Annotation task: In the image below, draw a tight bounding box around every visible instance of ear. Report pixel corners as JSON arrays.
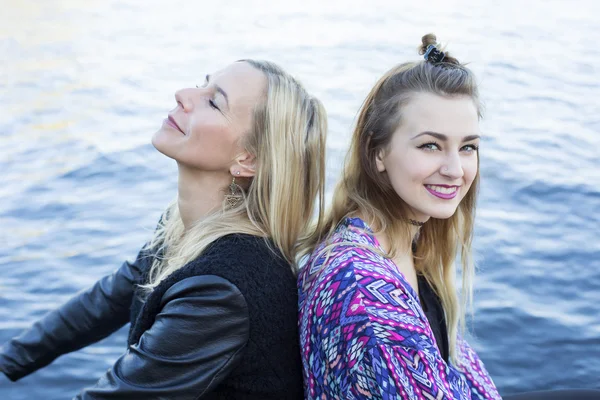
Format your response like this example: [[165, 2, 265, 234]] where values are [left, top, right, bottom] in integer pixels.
[[375, 148, 386, 172], [231, 150, 256, 178], [367, 132, 386, 173]]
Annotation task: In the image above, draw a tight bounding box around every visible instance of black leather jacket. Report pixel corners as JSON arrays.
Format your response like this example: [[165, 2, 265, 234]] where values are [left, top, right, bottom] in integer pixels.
[[0, 249, 252, 399]]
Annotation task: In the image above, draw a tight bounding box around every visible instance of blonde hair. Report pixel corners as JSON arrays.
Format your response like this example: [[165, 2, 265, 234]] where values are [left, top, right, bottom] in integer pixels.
[[303, 34, 482, 364], [142, 59, 327, 291]]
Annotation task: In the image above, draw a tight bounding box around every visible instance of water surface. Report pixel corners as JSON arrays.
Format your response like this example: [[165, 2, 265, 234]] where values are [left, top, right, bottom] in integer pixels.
[[1, 0, 599, 398]]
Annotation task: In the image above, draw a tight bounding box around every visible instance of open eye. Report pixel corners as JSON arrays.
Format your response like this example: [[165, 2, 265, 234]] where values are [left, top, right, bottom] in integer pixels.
[[418, 142, 441, 151], [461, 144, 479, 152]]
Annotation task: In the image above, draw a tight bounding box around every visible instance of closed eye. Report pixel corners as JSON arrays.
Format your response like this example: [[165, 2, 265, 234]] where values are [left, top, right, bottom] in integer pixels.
[[196, 84, 221, 112], [208, 99, 220, 111]]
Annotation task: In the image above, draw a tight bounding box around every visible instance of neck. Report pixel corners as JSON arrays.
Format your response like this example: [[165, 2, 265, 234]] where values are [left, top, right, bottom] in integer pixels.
[[356, 213, 420, 253], [408, 212, 430, 244], [380, 220, 426, 254], [410, 224, 421, 243], [177, 163, 229, 231]]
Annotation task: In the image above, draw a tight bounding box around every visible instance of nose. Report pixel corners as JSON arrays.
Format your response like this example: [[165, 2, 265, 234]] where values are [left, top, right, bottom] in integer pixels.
[[174, 87, 197, 112], [440, 152, 464, 180]]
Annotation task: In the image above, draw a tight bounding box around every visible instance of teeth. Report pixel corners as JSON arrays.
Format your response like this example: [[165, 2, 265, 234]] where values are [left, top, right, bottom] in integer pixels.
[[426, 185, 458, 194]]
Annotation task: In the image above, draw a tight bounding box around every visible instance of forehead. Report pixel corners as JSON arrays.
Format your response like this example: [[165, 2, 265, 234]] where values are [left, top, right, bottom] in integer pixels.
[[210, 62, 266, 112], [400, 92, 480, 137]]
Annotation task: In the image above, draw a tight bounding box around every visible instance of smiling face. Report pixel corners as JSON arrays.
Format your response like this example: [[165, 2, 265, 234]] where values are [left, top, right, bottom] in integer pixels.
[[152, 62, 267, 175], [375, 92, 480, 221]]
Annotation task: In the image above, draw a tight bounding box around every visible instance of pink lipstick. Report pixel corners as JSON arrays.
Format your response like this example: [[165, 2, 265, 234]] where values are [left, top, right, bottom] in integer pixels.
[[424, 184, 459, 200], [164, 115, 184, 134]]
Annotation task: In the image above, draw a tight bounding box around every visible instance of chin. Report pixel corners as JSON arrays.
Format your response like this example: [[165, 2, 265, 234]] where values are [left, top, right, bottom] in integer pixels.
[[151, 130, 175, 158], [419, 205, 459, 220], [431, 210, 459, 220]]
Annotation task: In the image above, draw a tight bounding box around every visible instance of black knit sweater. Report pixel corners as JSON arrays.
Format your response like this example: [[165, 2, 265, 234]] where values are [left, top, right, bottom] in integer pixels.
[[123, 234, 304, 399]]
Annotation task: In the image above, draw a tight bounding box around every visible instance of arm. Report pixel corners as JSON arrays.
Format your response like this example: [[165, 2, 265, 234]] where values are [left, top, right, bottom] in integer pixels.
[[0, 247, 150, 381], [347, 342, 500, 400], [319, 260, 500, 400], [74, 274, 249, 400]]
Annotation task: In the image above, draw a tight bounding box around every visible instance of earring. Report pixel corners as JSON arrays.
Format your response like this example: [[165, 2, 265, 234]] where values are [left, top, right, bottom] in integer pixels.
[[224, 173, 243, 209]]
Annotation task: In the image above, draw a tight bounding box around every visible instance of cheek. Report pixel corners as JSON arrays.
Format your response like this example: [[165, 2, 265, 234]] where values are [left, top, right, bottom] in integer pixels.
[[464, 154, 478, 182], [189, 116, 238, 152], [385, 153, 430, 191], [463, 155, 478, 184], [180, 115, 243, 169], [387, 153, 436, 183], [191, 124, 231, 146]]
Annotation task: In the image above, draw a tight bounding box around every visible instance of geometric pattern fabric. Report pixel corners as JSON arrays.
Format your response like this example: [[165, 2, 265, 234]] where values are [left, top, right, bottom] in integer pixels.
[[298, 218, 502, 399]]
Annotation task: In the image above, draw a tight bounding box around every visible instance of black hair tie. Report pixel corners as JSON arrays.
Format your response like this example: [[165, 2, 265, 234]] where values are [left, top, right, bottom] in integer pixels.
[[424, 44, 446, 64]]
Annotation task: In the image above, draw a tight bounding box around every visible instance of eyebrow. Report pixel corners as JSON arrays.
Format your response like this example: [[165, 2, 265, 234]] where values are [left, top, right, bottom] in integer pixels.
[[411, 131, 480, 142], [205, 74, 229, 108]]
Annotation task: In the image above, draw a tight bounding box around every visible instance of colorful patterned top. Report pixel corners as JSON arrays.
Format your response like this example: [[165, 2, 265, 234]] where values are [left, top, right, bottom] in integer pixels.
[[298, 217, 501, 400]]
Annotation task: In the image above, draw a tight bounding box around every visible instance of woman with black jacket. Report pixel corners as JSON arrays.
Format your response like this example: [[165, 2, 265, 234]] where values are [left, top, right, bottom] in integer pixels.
[[0, 59, 327, 399]]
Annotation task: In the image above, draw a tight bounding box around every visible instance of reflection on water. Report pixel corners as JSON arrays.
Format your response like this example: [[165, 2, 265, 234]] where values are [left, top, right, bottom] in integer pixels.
[[1, 0, 599, 398]]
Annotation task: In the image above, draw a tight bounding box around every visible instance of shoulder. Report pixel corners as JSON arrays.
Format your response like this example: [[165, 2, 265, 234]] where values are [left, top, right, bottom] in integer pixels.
[[300, 237, 400, 295], [300, 244, 424, 336], [161, 274, 246, 307], [170, 235, 296, 302], [204, 234, 286, 265], [157, 275, 250, 333], [201, 234, 292, 279], [303, 247, 412, 306], [302, 217, 391, 282], [148, 234, 292, 301]]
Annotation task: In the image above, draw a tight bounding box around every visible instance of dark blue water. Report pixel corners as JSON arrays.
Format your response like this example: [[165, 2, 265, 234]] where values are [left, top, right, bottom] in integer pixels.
[[1, 0, 599, 398]]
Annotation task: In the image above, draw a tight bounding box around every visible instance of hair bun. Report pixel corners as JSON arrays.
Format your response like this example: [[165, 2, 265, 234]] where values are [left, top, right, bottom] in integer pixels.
[[419, 33, 438, 55], [418, 33, 460, 65]]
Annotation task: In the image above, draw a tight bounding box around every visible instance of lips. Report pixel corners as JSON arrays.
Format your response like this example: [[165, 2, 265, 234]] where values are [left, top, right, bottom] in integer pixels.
[[425, 184, 460, 200], [166, 115, 185, 134]]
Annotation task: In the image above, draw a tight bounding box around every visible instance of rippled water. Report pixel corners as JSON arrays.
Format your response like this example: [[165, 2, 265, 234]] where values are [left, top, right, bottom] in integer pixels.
[[1, 0, 599, 398]]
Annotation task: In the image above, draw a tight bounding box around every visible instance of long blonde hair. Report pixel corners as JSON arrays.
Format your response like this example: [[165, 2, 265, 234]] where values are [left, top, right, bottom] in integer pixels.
[[142, 59, 327, 291], [303, 34, 482, 363]]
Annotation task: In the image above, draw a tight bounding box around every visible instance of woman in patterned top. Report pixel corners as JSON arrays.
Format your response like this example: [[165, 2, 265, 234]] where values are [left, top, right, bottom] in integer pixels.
[[298, 33, 502, 399]]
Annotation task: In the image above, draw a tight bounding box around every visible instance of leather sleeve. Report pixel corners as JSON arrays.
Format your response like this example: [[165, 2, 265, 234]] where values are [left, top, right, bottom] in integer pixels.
[[74, 275, 249, 400], [0, 247, 149, 382]]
